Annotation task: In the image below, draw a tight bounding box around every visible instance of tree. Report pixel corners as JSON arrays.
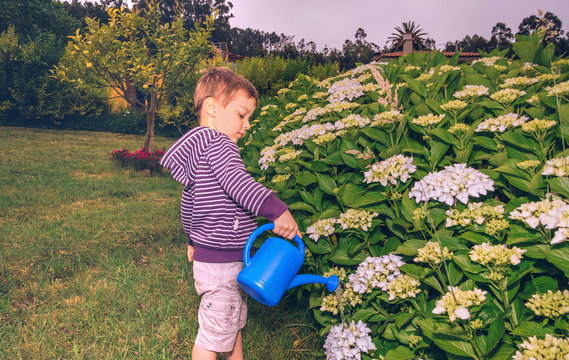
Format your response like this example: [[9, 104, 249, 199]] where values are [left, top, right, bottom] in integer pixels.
[[387, 21, 429, 51], [0, 0, 80, 42], [136, 0, 234, 44], [444, 34, 490, 53], [517, 10, 564, 43], [490, 22, 514, 50], [62, 0, 110, 26], [341, 28, 379, 69], [54, 1, 214, 152]]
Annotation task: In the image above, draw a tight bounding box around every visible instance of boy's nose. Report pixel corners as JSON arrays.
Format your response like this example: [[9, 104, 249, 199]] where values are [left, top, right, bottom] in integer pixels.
[[243, 119, 251, 130]]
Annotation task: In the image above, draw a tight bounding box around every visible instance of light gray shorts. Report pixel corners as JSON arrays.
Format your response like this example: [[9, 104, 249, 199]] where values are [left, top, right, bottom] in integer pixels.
[[193, 261, 247, 353]]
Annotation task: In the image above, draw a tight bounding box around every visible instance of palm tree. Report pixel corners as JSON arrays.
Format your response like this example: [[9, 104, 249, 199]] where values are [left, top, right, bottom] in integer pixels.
[[388, 21, 429, 52]]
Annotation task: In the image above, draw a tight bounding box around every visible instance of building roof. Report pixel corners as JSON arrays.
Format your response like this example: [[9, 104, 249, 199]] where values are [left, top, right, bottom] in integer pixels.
[[374, 50, 481, 62]]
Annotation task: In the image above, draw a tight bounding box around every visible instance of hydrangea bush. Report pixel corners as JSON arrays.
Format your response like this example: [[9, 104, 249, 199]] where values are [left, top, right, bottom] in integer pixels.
[[241, 32, 569, 359]]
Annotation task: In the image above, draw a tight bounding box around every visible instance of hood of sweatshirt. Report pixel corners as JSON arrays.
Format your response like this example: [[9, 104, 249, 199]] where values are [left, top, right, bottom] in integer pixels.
[[159, 126, 222, 188]]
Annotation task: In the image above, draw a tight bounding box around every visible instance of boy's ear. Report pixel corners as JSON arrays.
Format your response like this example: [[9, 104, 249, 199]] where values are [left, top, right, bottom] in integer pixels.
[[202, 97, 216, 118]]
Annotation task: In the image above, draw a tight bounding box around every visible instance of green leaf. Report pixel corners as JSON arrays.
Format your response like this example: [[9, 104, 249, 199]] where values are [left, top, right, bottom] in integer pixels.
[[474, 136, 498, 151], [304, 237, 333, 255], [512, 321, 555, 337], [311, 160, 331, 172], [447, 261, 464, 286], [519, 276, 558, 300], [288, 202, 316, 213], [500, 131, 535, 151], [544, 247, 569, 277], [460, 231, 488, 244], [547, 177, 569, 199], [430, 127, 457, 145], [351, 308, 377, 322], [395, 240, 426, 256], [296, 171, 317, 186], [453, 254, 486, 274], [340, 151, 360, 169], [489, 343, 516, 360], [321, 152, 344, 165], [429, 141, 450, 166], [423, 274, 444, 294], [361, 127, 390, 146], [486, 319, 506, 354], [316, 173, 337, 195], [329, 248, 367, 265], [384, 346, 415, 360], [339, 183, 386, 208], [432, 336, 478, 359]]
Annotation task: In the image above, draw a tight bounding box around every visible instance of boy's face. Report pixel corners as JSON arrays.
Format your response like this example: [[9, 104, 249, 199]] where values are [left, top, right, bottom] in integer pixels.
[[213, 90, 256, 143]]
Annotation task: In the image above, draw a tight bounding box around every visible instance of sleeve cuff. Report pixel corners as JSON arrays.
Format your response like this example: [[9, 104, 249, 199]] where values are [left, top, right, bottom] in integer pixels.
[[187, 235, 194, 246], [258, 192, 289, 222]]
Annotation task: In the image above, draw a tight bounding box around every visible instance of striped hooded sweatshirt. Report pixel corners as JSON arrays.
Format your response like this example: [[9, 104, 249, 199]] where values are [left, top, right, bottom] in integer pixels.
[[160, 126, 288, 263]]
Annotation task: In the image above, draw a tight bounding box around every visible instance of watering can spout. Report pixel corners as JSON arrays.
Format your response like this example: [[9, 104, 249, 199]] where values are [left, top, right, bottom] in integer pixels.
[[287, 274, 339, 292]]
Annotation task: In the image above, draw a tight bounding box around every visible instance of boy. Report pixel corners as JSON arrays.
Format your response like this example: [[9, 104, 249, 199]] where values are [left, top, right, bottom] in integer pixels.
[[160, 67, 300, 360]]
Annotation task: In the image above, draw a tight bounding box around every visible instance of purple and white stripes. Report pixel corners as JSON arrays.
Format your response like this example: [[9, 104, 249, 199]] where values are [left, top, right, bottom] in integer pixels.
[[161, 126, 288, 258]]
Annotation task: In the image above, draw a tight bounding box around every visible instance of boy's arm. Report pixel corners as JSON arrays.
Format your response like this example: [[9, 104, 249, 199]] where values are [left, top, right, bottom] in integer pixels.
[[207, 138, 300, 239]]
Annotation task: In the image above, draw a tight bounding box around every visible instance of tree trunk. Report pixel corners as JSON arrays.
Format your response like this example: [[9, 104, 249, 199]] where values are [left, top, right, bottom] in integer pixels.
[[143, 111, 155, 153], [143, 92, 158, 152]]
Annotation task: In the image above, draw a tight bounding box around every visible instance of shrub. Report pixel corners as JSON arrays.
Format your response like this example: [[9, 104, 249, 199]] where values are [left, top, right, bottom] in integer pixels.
[[234, 54, 339, 97], [242, 31, 569, 360], [109, 148, 164, 174]]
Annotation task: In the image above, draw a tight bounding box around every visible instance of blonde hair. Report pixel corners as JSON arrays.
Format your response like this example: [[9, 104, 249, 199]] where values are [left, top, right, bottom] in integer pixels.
[[194, 67, 258, 118]]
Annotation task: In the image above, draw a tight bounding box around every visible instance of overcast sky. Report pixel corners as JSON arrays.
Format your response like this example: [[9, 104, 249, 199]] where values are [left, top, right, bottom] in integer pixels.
[[229, 0, 569, 50]]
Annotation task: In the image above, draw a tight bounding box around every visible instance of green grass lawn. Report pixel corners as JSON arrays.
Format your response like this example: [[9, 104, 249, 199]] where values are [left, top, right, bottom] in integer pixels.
[[0, 127, 320, 359]]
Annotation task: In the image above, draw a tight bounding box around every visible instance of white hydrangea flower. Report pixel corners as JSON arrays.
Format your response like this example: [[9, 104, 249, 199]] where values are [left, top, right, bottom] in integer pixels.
[[414, 241, 453, 265], [261, 104, 277, 111], [411, 113, 445, 127], [349, 255, 405, 294], [472, 56, 503, 67], [328, 78, 365, 103], [440, 99, 468, 113], [453, 85, 490, 99], [371, 110, 404, 126], [338, 209, 378, 231], [547, 80, 569, 97], [363, 155, 416, 186], [278, 148, 302, 162], [510, 194, 569, 245], [526, 94, 540, 105], [521, 119, 557, 133], [446, 202, 504, 227], [259, 145, 278, 170], [306, 218, 338, 242], [409, 164, 494, 206], [387, 274, 421, 301], [512, 334, 569, 360], [475, 113, 528, 133], [432, 286, 487, 322], [526, 290, 569, 319], [490, 88, 526, 104], [500, 76, 539, 88], [302, 101, 359, 123], [335, 114, 371, 129], [324, 320, 376, 360], [271, 174, 291, 183], [536, 73, 560, 82], [469, 242, 526, 266], [541, 156, 569, 177]]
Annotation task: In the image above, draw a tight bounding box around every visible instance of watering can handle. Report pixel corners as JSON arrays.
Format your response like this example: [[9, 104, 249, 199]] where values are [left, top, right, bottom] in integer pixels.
[[243, 222, 304, 267]]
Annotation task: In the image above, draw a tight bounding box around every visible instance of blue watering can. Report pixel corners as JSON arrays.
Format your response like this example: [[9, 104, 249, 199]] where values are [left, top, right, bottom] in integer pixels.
[[237, 223, 339, 306]]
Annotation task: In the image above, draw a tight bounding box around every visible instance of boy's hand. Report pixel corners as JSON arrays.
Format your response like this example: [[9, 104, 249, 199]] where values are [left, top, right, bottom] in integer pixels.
[[187, 245, 194, 262], [273, 210, 301, 240]]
